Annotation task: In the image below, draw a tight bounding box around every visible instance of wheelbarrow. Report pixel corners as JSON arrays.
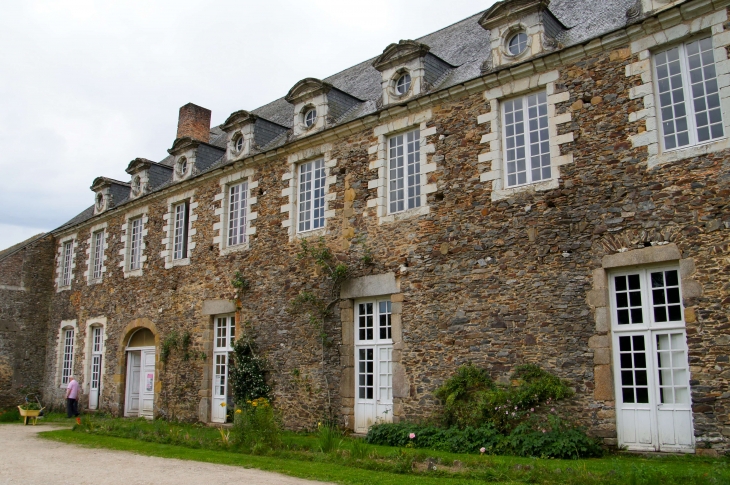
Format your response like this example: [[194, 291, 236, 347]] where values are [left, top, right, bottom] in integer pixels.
[[18, 393, 45, 425]]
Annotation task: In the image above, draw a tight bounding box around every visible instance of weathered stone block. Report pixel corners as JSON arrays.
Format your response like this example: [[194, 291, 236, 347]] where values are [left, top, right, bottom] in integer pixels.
[[340, 273, 398, 299], [594, 365, 614, 401], [201, 299, 236, 315], [589, 335, 610, 349], [593, 348, 611, 365], [601, 244, 681, 268]]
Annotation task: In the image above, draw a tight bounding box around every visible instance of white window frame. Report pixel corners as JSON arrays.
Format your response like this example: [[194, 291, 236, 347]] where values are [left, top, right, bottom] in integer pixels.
[[91, 230, 104, 280], [214, 169, 258, 254], [280, 145, 337, 240], [55, 234, 77, 291], [81, 317, 107, 399], [55, 319, 77, 388], [627, 10, 730, 169], [501, 90, 551, 188], [297, 158, 326, 233], [161, 190, 197, 268], [653, 36, 725, 152], [227, 181, 249, 246], [129, 218, 144, 270], [173, 201, 189, 260], [84, 222, 108, 285], [120, 206, 148, 278], [478, 69, 573, 201], [387, 129, 421, 214], [367, 109, 437, 225]]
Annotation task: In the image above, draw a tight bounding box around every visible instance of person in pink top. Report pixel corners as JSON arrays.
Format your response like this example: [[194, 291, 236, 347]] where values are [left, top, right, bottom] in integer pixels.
[[65, 375, 80, 418]]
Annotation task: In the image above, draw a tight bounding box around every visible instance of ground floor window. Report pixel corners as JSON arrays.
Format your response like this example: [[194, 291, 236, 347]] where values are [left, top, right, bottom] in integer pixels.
[[211, 315, 235, 423]]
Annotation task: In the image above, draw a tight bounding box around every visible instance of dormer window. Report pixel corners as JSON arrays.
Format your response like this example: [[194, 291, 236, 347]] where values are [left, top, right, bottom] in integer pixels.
[[221, 109, 288, 160], [125, 157, 173, 200], [304, 107, 317, 128], [395, 73, 411, 96], [285, 78, 361, 137], [177, 157, 188, 177], [373, 40, 453, 106], [507, 31, 528, 56], [90, 176, 130, 215], [95, 193, 104, 212], [479, 0, 566, 71]]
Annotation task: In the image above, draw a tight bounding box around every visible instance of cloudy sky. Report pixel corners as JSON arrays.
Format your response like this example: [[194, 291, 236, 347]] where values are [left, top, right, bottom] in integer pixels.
[[0, 0, 495, 250]]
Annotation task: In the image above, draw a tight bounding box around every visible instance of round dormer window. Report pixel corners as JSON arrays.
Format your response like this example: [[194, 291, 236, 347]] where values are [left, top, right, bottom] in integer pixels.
[[131, 175, 141, 195], [234, 134, 244, 152], [304, 108, 317, 128], [95, 193, 104, 211], [508, 32, 528, 56], [177, 157, 188, 177], [395, 73, 411, 95]]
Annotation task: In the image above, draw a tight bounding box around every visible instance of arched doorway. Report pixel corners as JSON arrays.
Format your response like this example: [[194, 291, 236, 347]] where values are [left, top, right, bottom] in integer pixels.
[[124, 328, 156, 418]]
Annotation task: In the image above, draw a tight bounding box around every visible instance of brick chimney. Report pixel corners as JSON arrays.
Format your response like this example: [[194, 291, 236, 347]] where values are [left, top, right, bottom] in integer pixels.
[[176, 103, 211, 142]]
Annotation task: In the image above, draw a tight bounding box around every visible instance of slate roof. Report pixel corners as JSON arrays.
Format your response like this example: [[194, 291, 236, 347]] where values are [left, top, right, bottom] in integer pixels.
[[52, 0, 640, 235], [0, 232, 47, 263]]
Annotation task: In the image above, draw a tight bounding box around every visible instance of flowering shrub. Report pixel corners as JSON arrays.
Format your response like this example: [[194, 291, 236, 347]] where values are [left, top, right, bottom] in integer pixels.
[[232, 397, 281, 452], [229, 333, 270, 404], [434, 364, 573, 433]]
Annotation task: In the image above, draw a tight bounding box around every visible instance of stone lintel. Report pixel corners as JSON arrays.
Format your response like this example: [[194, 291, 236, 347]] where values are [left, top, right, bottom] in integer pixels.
[[340, 272, 398, 299], [601, 243, 681, 268], [201, 299, 236, 315]]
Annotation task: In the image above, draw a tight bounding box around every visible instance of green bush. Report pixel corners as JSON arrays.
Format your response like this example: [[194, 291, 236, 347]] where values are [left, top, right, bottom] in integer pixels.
[[0, 408, 21, 423], [229, 334, 270, 404], [232, 397, 281, 452], [434, 363, 573, 433], [366, 422, 501, 454], [504, 414, 604, 459], [316, 422, 343, 453]]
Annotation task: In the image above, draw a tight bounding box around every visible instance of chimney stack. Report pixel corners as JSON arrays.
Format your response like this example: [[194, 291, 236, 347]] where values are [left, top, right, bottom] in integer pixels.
[[176, 103, 211, 142]]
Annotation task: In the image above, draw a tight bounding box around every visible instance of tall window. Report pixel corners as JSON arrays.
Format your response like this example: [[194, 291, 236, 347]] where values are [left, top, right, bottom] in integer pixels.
[[61, 241, 73, 287], [228, 182, 248, 246], [503, 91, 550, 188], [129, 217, 143, 271], [62, 328, 74, 385], [298, 159, 325, 232], [173, 202, 189, 260], [388, 129, 420, 213], [654, 37, 724, 151], [91, 230, 104, 280]]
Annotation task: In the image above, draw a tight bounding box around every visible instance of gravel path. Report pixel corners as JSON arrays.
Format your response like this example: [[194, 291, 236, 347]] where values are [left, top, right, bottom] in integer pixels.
[[0, 424, 331, 485]]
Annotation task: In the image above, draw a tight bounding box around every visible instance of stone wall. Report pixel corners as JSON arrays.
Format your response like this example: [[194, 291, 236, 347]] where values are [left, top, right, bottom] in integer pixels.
[[29, 0, 730, 451], [0, 236, 55, 408]]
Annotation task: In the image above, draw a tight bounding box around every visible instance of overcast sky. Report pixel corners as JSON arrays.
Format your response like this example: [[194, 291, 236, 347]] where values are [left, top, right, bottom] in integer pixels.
[[0, 0, 496, 251]]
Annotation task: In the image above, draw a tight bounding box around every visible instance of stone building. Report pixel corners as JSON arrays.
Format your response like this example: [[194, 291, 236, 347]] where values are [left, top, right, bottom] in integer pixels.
[[1, 0, 729, 453]]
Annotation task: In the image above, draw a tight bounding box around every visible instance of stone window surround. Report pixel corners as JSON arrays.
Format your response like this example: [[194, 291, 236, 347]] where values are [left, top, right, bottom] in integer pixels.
[[83, 221, 109, 285], [129, 172, 149, 200], [586, 243, 703, 445], [501, 23, 533, 62], [55, 319, 78, 389], [338, 273, 405, 430], [213, 168, 259, 254], [293, 97, 328, 138], [280, 143, 337, 240], [55, 233, 78, 292], [366, 109, 437, 225], [160, 190, 198, 268], [119, 205, 149, 278], [81, 316, 108, 396], [627, 7, 730, 169], [477, 69, 573, 202]]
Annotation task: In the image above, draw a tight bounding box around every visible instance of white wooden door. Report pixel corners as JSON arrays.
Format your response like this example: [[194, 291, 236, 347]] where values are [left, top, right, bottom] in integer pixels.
[[139, 348, 155, 418], [211, 315, 235, 423], [610, 267, 694, 452], [89, 327, 103, 410], [354, 300, 393, 433], [124, 351, 141, 417]]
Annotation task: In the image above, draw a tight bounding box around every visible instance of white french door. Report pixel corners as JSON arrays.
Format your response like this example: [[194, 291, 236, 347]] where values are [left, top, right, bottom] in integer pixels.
[[89, 327, 103, 410], [354, 299, 393, 433], [211, 315, 235, 423], [124, 347, 155, 418], [610, 266, 694, 452]]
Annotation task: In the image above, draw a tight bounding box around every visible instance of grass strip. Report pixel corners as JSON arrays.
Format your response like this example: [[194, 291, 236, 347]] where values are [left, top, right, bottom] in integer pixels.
[[39, 430, 508, 485]]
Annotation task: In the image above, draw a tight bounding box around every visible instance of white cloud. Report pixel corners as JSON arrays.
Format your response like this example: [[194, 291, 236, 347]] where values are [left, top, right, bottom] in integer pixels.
[[0, 0, 495, 244]]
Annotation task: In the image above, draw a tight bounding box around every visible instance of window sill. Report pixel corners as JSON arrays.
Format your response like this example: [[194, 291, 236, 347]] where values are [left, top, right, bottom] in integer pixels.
[[295, 227, 327, 240], [220, 242, 250, 255], [171, 257, 190, 267], [87, 278, 102, 286], [649, 137, 730, 169], [56, 285, 72, 293], [124, 268, 143, 279], [491, 178, 559, 202], [380, 205, 430, 225]]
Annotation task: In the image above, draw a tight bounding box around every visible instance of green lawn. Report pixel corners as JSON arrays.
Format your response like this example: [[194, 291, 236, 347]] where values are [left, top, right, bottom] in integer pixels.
[[34, 420, 730, 485]]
